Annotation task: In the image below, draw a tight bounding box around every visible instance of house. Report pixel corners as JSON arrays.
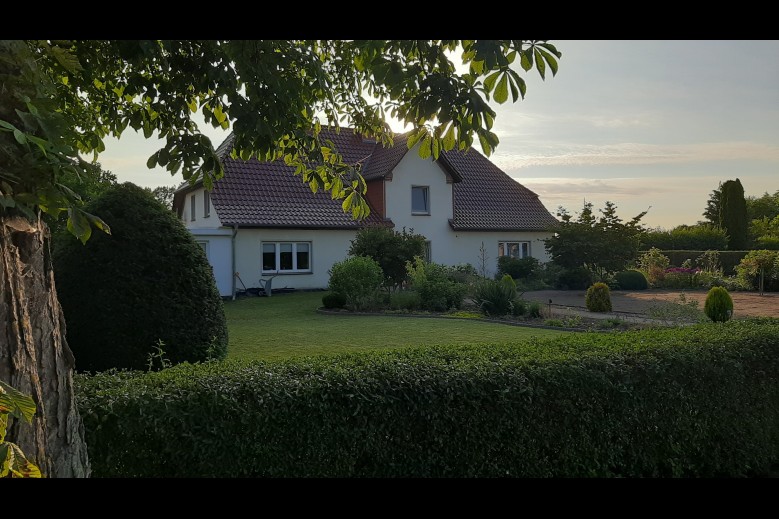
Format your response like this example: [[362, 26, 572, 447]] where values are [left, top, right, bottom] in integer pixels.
[[173, 128, 559, 297]]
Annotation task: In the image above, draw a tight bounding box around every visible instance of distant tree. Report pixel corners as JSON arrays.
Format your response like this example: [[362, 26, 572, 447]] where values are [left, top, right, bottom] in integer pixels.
[[746, 190, 779, 221], [720, 178, 748, 250], [703, 183, 722, 225], [545, 201, 647, 281], [147, 185, 177, 210]]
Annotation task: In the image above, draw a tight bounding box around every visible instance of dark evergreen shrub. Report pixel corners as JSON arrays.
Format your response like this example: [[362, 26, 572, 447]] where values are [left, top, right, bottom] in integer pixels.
[[615, 270, 649, 290], [555, 267, 593, 290], [497, 256, 540, 280], [322, 292, 347, 309], [54, 183, 227, 372]]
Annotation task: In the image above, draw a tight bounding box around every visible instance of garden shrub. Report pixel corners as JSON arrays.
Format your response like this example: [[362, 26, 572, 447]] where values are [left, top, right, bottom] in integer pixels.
[[637, 247, 670, 287], [704, 287, 734, 323], [406, 257, 467, 311], [77, 320, 779, 477], [54, 183, 228, 372], [473, 279, 515, 316], [511, 299, 527, 317], [614, 270, 648, 290], [497, 256, 540, 280], [348, 226, 426, 289], [389, 291, 421, 311], [328, 256, 384, 311], [322, 292, 347, 309], [585, 282, 612, 312], [554, 267, 593, 290], [735, 250, 779, 293], [660, 267, 699, 289], [659, 250, 749, 276], [527, 301, 542, 318]]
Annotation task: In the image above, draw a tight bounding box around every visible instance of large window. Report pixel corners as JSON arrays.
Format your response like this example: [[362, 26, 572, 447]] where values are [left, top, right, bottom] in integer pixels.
[[262, 242, 311, 273], [190, 194, 196, 221], [498, 241, 530, 259], [203, 191, 211, 218], [411, 186, 430, 214]]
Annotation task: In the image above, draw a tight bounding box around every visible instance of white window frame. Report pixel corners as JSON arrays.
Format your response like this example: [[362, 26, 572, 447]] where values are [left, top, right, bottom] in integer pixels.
[[411, 185, 430, 215], [203, 191, 211, 218], [262, 241, 312, 273], [498, 241, 531, 259], [190, 194, 196, 221]]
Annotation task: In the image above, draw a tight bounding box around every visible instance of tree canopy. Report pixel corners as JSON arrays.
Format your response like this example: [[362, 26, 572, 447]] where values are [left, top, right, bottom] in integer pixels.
[[545, 201, 647, 280], [1, 40, 562, 240]]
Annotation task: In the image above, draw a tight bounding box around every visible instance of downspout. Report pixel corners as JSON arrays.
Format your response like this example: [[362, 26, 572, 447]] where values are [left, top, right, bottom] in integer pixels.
[[231, 225, 238, 300]]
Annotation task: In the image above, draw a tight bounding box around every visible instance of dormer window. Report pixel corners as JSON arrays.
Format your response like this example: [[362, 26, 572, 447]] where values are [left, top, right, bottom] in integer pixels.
[[411, 186, 430, 215]]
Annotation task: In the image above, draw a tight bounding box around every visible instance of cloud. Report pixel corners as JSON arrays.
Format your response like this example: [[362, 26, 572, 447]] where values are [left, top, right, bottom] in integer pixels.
[[492, 141, 779, 169]]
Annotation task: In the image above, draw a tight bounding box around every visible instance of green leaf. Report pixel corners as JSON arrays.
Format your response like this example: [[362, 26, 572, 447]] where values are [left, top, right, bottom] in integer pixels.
[[520, 49, 533, 72], [418, 135, 432, 159], [84, 212, 112, 235], [13, 129, 27, 145], [146, 152, 158, 169], [49, 45, 83, 74], [483, 70, 501, 93], [442, 124, 456, 151], [0, 380, 36, 423], [66, 207, 92, 244], [535, 47, 559, 76], [534, 49, 546, 80], [494, 73, 509, 104], [341, 191, 355, 212]]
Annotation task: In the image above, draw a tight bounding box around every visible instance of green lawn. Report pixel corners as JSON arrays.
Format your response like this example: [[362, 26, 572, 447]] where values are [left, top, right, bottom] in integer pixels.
[[225, 291, 567, 361]]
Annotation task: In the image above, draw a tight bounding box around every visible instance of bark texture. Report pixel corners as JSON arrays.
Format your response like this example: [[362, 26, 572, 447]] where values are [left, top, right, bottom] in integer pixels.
[[0, 215, 89, 477]]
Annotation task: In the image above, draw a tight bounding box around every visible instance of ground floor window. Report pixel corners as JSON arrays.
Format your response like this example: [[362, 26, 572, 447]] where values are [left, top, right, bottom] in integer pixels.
[[262, 242, 311, 272], [498, 241, 530, 259]]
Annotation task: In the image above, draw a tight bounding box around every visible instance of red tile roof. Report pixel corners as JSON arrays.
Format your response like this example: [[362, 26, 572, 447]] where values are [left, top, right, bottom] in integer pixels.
[[207, 128, 557, 231], [442, 149, 560, 231]]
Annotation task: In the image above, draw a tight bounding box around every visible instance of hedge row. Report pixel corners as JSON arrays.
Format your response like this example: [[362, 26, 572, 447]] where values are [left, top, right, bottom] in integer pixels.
[[647, 250, 751, 275], [76, 320, 779, 477]]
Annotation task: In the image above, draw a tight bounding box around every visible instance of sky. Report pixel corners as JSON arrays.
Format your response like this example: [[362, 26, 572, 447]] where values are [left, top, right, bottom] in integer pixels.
[[96, 40, 779, 229]]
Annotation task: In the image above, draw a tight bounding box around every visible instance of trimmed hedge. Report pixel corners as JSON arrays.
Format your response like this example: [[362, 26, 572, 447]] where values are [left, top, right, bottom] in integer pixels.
[[648, 250, 750, 275], [77, 320, 779, 478]]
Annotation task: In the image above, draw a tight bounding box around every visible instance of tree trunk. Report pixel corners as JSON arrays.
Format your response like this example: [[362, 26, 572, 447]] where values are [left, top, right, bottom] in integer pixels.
[[0, 215, 90, 477]]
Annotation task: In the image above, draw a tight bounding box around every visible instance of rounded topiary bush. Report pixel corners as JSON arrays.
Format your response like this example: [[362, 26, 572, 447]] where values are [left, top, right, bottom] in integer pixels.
[[54, 182, 228, 372], [615, 270, 648, 290], [555, 267, 593, 290], [328, 256, 383, 311], [585, 282, 612, 312], [322, 292, 347, 309], [704, 286, 734, 322]]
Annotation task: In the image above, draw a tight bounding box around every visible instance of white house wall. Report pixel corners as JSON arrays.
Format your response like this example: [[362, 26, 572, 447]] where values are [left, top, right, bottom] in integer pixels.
[[384, 147, 454, 251], [384, 150, 552, 278], [181, 187, 223, 229], [189, 228, 233, 296], [233, 228, 357, 292], [447, 231, 552, 279]]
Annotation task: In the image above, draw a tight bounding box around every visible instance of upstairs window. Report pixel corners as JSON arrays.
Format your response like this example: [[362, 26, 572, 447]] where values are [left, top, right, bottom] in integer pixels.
[[411, 186, 430, 215], [190, 194, 196, 221], [498, 241, 530, 259], [203, 191, 211, 218]]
